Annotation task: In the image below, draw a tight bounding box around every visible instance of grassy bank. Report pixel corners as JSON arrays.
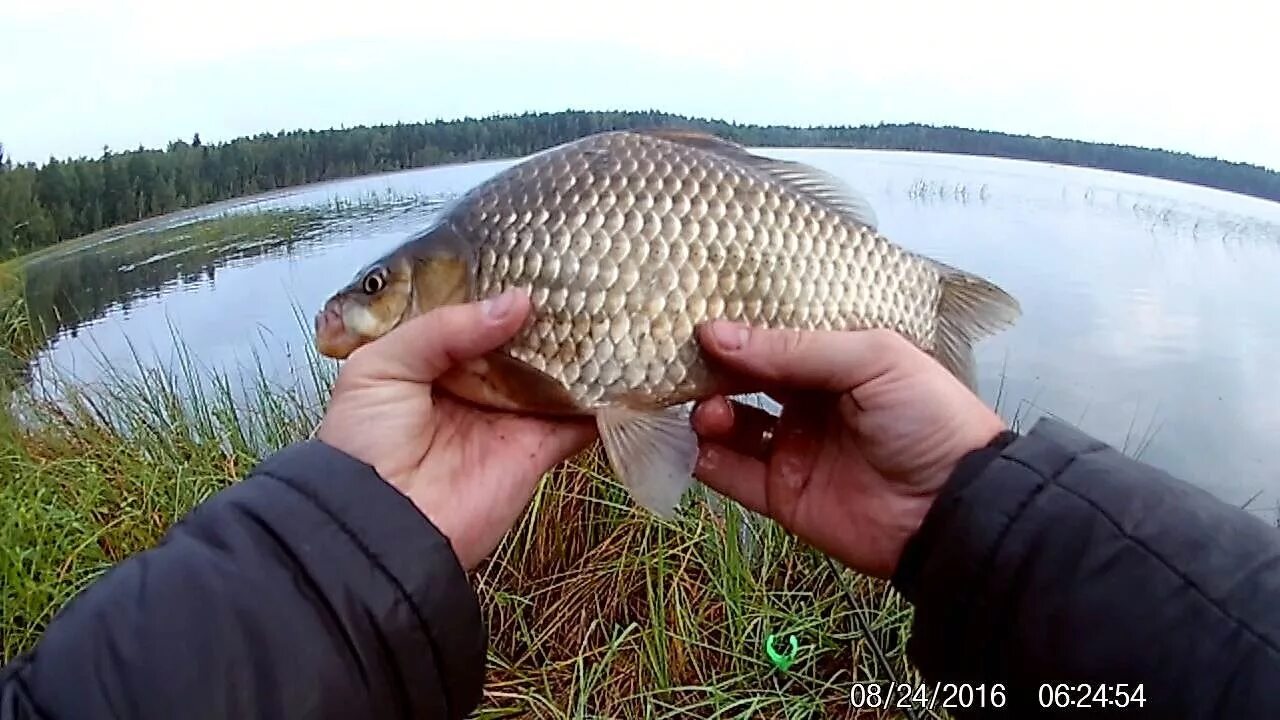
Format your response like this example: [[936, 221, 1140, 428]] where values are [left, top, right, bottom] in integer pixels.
[[0, 264, 38, 386], [0, 301, 920, 718], [12, 206, 321, 269], [14, 209, 322, 382]]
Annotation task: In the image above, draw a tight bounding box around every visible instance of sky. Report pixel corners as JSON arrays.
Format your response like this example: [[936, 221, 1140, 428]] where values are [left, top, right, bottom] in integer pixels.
[[2, 0, 1277, 169]]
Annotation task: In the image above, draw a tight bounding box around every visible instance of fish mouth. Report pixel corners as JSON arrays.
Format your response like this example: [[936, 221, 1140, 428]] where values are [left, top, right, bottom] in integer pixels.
[[314, 300, 364, 359]]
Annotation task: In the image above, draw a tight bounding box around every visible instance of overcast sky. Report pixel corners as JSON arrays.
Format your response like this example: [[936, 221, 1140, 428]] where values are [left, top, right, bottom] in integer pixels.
[[3, 0, 1276, 169]]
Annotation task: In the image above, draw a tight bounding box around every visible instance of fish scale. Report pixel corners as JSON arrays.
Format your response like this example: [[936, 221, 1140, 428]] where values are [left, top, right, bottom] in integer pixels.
[[316, 128, 1019, 518], [458, 131, 939, 407]]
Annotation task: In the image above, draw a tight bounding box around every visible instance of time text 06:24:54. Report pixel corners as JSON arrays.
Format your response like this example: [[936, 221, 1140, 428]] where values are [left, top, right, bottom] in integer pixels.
[[849, 682, 1147, 711]]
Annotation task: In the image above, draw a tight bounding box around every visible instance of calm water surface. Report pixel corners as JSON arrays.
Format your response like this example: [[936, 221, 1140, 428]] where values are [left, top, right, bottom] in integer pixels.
[[20, 150, 1280, 523]]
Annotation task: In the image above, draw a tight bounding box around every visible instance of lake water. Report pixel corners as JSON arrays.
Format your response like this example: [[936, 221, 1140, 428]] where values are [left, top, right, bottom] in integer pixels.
[[18, 149, 1280, 524]]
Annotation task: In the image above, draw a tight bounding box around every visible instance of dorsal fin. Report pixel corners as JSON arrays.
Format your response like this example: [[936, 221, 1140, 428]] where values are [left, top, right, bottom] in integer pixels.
[[632, 128, 753, 157], [630, 128, 879, 230], [752, 159, 879, 230]]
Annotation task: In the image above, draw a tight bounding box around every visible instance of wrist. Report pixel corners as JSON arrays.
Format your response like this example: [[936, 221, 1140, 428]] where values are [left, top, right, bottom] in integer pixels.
[[941, 426, 1019, 503], [891, 428, 1018, 586], [878, 491, 943, 579]]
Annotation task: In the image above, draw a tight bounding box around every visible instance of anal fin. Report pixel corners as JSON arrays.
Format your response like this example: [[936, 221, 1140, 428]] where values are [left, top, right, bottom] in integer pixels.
[[596, 404, 698, 519]]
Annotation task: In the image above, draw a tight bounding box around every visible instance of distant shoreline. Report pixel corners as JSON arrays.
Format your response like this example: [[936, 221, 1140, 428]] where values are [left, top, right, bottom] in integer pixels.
[[3, 110, 1278, 261]]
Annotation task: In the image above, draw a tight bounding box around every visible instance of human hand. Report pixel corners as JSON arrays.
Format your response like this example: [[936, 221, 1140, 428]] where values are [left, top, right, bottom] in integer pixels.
[[691, 323, 1006, 578], [316, 289, 596, 570]]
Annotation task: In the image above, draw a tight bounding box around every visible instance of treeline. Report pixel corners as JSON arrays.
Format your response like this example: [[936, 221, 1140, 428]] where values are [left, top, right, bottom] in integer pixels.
[[3, 110, 1279, 259]]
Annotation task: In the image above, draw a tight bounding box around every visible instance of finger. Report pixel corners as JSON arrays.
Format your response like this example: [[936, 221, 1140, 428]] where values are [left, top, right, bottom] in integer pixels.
[[691, 396, 779, 462], [694, 441, 769, 515], [696, 321, 917, 393], [529, 418, 598, 467], [496, 420, 598, 506], [355, 289, 531, 382], [691, 396, 735, 437]]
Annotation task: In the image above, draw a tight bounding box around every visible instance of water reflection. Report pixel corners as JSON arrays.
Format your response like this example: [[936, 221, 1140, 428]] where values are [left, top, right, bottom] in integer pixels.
[[23, 213, 320, 342]]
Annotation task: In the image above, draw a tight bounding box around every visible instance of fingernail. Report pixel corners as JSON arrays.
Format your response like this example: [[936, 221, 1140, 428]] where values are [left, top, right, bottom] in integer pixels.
[[710, 321, 748, 351], [483, 290, 517, 320]]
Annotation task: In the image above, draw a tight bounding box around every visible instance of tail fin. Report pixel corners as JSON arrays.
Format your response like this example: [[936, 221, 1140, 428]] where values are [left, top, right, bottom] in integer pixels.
[[928, 261, 1021, 392]]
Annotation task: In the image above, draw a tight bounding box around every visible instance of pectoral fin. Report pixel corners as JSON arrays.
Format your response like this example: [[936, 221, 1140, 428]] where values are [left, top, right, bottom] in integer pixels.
[[437, 351, 585, 416], [596, 404, 698, 519]]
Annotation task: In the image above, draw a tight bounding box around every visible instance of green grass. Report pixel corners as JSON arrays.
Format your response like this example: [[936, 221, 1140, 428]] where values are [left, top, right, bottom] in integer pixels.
[[0, 332, 335, 654], [0, 264, 38, 386], [0, 306, 925, 719]]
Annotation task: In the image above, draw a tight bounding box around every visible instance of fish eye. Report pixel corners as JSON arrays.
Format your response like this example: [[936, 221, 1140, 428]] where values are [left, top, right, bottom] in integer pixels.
[[361, 268, 386, 295]]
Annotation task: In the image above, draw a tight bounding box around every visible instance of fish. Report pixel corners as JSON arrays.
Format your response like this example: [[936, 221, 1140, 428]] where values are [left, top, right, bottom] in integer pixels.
[[314, 129, 1020, 518]]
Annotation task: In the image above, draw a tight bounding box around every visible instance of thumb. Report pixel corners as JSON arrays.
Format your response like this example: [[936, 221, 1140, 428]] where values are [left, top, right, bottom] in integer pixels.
[[696, 321, 911, 392], [355, 288, 531, 382]]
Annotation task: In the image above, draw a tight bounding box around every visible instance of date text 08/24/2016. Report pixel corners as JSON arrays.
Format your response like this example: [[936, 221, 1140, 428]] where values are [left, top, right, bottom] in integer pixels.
[[848, 682, 1147, 711]]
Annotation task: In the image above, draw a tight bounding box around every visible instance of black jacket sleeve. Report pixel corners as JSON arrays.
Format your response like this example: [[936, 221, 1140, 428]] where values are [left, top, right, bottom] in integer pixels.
[[0, 441, 486, 720], [893, 417, 1280, 718]]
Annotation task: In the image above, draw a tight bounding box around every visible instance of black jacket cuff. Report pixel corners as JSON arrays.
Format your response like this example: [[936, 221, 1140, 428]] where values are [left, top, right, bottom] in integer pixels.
[[892, 429, 1018, 596]]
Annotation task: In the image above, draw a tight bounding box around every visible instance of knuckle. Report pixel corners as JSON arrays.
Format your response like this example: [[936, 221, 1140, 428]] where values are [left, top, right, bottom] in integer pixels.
[[865, 328, 906, 354], [769, 328, 808, 359], [341, 345, 375, 375]]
